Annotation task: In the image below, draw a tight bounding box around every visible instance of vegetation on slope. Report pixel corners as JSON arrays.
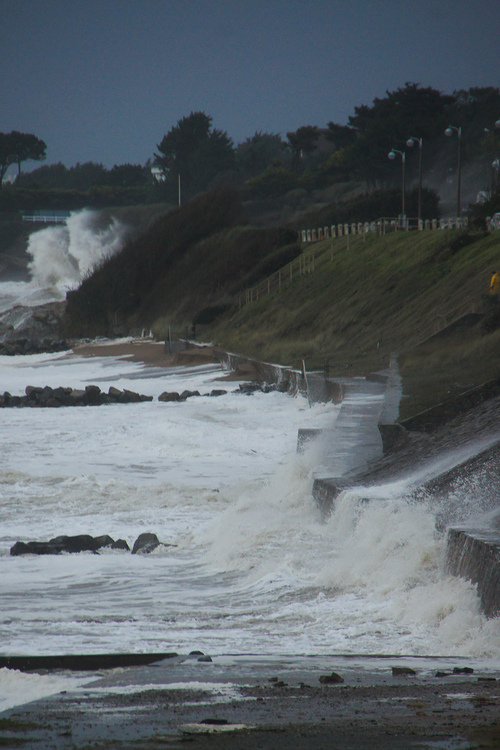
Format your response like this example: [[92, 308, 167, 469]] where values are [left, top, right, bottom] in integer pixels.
[[61, 188, 300, 338], [202, 228, 500, 418], [60, 184, 500, 419]]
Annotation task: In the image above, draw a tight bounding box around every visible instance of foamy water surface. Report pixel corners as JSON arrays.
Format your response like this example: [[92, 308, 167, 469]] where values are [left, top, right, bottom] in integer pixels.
[[1, 213, 499, 712]]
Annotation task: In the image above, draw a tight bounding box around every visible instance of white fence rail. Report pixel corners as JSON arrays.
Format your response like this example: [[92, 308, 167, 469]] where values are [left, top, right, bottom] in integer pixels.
[[298, 216, 469, 243]]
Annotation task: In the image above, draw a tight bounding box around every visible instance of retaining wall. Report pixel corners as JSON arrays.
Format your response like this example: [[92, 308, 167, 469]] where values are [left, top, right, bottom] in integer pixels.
[[446, 523, 500, 618], [399, 378, 500, 434], [216, 350, 343, 404]]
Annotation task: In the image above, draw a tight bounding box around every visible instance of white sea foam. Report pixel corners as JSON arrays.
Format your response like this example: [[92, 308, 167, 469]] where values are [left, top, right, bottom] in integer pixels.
[[1, 281, 500, 713], [0, 668, 90, 713], [27, 209, 126, 289], [0, 210, 126, 316]]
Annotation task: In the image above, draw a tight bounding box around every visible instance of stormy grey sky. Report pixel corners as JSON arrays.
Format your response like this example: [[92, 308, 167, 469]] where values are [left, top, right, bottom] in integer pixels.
[[2, 0, 499, 171]]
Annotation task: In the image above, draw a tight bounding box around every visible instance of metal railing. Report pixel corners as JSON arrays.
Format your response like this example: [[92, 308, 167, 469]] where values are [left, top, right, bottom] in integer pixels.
[[21, 212, 70, 224], [238, 250, 317, 307]]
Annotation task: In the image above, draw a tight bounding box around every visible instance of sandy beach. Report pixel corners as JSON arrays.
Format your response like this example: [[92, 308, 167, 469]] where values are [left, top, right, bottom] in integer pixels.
[[70, 337, 262, 381]]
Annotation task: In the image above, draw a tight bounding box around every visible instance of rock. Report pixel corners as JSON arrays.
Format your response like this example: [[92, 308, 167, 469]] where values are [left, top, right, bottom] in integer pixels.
[[2, 385, 154, 408], [158, 391, 182, 402], [10, 534, 123, 556], [0, 301, 66, 356], [237, 383, 262, 395], [10, 541, 58, 556], [48, 535, 102, 553], [83, 385, 101, 405], [210, 389, 227, 397], [111, 539, 130, 551], [93, 535, 115, 549], [197, 655, 213, 663], [319, 672, 344, 684], [26, 386, 43, 402], [179, 390, 201, 400], [132, 532, 161, 554], [392, 666, 417, 676], [69, 389, 86, 405]]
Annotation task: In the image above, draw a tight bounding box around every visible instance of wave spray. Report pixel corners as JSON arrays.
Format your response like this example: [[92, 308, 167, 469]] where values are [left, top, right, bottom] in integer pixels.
[[27, 209, 127, 289]]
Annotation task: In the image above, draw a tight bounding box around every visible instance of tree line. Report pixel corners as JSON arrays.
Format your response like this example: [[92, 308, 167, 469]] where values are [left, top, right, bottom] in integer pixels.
[[2, 83, 499, 212]]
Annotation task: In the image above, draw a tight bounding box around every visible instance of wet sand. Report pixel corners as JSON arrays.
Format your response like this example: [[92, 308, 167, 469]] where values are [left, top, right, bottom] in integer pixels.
[[70, 338, 261, 380], [2, 654, 499, 748]]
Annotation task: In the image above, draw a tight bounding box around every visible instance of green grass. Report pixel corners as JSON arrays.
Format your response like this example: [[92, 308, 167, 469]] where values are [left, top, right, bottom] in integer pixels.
[[62, 192, 500, 420], [203, 228, 500, 417]]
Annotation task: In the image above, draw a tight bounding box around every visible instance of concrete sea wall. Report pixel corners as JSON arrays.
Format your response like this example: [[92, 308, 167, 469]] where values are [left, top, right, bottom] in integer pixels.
[[217, 350, 343, 404], [446, 521, 500, 618], [216, 348, 500, 620]]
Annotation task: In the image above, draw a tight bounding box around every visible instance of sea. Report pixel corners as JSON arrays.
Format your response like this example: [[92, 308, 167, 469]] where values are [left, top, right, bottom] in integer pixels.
[[1, 210, 499, 713]]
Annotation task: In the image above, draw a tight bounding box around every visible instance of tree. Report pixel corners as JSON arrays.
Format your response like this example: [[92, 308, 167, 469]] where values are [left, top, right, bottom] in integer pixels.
[[9, 131, 46, 175], [0, 133, 16, 188], [345, 83, 455, 189], [325, 122, 357, 150], [235, 132, 285, 180], [286, 126, 320, 173], [246, 163, 297, 199], [106, 163, 148, 187], [154, 112, 235, 200]]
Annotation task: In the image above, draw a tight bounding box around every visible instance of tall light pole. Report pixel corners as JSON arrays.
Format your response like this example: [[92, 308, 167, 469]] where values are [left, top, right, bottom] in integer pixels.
[[493, 159, 500, 195], [484, 119, 500, 194], [388, 149, 406, 226], [406, 136, 423, 222], [445, 125, 462, 217]]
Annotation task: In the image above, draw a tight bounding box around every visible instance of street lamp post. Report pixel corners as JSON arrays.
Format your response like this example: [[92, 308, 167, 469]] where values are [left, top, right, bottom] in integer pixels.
[[406, 136, 423, 223], [388, 149, 406, 226], [493, 159, 500, 195], [445, 125, 462, 218], [484, 119, 500, 194]]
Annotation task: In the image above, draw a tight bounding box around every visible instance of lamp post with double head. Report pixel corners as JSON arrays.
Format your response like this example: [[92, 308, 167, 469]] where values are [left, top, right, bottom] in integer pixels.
[[406, 136, 423, 223], [388, 149, 406, 226], [445, 125, 462, 217]]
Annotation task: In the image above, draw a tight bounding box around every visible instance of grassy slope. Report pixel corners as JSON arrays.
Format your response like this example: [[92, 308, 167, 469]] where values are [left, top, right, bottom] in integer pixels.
[[203, 229, 500, 418]]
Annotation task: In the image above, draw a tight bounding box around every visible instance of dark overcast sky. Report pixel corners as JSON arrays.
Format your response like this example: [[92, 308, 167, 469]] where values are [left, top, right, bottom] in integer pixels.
[[2, 0, 499, 170]]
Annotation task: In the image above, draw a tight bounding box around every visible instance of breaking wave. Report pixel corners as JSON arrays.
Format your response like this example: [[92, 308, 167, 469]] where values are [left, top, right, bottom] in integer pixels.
[[27, 209, 126, 289]]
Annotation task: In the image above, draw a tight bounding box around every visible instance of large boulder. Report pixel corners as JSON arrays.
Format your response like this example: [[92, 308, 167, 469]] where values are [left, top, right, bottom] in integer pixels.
[[10, 534, 126, 556], [131, 532, 162, 554]]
